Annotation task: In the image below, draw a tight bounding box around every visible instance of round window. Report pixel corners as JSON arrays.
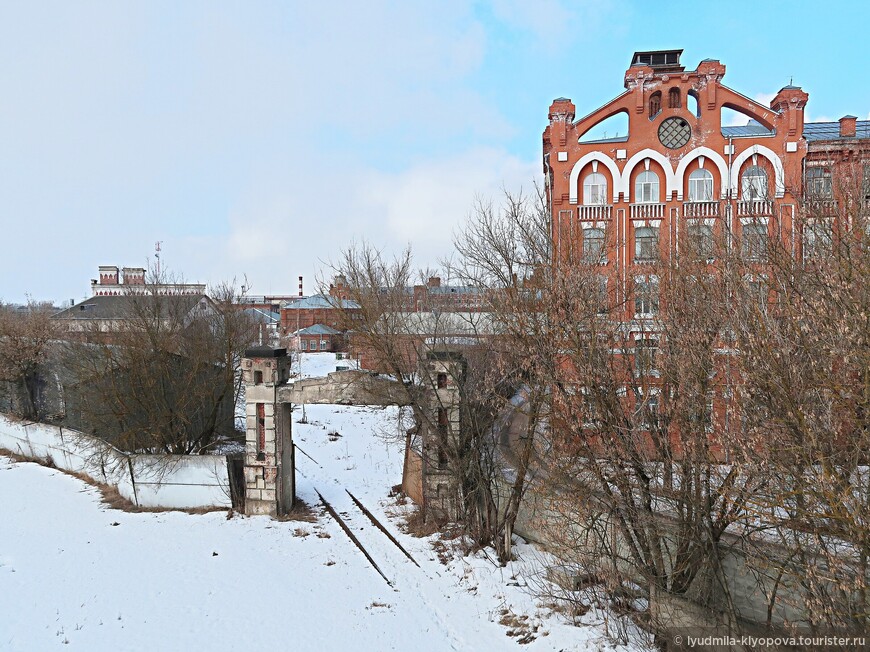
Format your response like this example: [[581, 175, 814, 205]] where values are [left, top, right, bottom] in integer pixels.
[[658, 117, 691, 149]]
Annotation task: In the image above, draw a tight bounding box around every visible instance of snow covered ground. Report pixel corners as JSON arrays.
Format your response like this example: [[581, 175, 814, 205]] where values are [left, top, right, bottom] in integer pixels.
[[294, 351, 360, 379], [2, 354, 648, 651]]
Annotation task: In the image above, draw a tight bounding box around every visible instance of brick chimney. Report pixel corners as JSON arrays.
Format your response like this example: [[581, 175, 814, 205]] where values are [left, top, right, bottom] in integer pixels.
[[839, 115, 857, 138], [98, 266, 119, 285], [122, 267, 145, 285], [427, 276, 441, 288]]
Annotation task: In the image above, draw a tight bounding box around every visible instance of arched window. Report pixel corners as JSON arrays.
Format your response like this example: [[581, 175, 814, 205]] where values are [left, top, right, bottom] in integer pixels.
[[583, 172, 608, 205], [668, 88, 681, 109], [649, 92, 662, 119], [688, 168, 714, 202], [635, 170, 660, 203], [741, 165, 768, 200]]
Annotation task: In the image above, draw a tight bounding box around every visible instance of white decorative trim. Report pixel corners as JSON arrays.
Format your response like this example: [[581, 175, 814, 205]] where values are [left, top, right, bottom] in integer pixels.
[[569, 152, 622, 203], [618, 148, 678, 201], [616, 149, 627, 160], [592, 160, 599, 173], [724, 144, 735, 155], [557, 151, 568, 162], [730, 145, 785, 198], [631, 219, 662, 228], [786, 142, 798, 153], [579, 220, 608, 230], [698, 156, 705, 169], [739, 216, 769, 225], [686, 218, 716, 226], [674, 147, 730, 201]]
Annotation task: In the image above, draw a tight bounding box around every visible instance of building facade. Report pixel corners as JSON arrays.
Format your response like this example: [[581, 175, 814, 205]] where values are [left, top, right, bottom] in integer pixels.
[[544, 49, 868, 304]]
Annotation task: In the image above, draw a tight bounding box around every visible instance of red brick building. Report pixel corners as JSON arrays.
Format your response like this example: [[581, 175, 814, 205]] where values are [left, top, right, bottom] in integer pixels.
[[279, 294, 361, 336], [544, 49, 868, 321]]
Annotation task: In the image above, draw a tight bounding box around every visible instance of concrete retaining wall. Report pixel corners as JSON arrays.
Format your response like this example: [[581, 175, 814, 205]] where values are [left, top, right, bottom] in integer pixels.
[[0, 414, 231, 509]]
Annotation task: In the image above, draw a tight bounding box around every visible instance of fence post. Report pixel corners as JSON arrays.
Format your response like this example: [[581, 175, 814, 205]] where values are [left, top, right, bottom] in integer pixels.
[[127, 455, 139, 507]]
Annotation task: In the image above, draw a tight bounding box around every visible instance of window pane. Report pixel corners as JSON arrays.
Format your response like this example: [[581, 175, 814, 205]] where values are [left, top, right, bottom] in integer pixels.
[[583, 228, 605, 262], [583, 173, 608, 206], [741, 165, 768, 200], [687, 223, 714, 260], [635, 226, 659, 260], [689, 169, 714, 201]]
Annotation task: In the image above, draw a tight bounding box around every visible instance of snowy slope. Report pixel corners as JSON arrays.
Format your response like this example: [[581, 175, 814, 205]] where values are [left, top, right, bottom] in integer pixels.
[[2, 400, 647, 652]]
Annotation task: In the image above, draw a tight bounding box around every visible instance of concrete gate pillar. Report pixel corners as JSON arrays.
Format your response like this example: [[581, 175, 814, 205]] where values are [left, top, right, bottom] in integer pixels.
[[242, 347, 295, 516]]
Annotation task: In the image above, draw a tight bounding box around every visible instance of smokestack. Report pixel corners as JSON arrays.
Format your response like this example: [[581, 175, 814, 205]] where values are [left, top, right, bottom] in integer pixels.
[[298, 276, 303, 297]]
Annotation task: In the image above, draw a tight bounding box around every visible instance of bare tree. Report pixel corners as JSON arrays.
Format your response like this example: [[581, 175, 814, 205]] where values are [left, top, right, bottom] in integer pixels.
[[0, 302, 59, 420], [64, 272, 258, 454], [727, 167, 870, 634]]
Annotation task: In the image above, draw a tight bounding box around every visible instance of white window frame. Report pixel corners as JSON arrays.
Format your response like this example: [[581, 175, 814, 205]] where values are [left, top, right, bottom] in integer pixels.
[[635, 170, 660, 204], [320, 339, 328, 350], [635, 225, 660, 261], [634, 276, 659, 317], [583, 226, 606, 263], [741, 165, 768, 200], [583, 172, 608, 206], [741, 222, 768, 261], [300, 339, 307, 351], [688, 168, 714, 202], [803, 219, 833, 260], [686, 222, 714, 261]]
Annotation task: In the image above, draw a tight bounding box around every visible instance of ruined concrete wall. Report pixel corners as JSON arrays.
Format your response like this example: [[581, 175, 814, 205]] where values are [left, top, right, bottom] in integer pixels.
[[278, 370, 410, 406], [401, 445, 423, 505]]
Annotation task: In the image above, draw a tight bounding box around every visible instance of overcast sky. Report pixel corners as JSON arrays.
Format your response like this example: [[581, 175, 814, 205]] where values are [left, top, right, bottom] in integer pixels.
[[2, 1, 868, 304]]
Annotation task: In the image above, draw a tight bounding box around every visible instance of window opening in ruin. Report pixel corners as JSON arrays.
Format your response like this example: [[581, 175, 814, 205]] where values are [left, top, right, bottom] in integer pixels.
[[256, 403, 266, 461], [668, 88, 681, 109]]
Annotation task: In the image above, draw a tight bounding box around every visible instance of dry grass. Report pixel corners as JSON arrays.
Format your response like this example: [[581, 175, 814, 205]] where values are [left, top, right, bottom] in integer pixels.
[[275, 498, 317, 522], [402, 507, 442, 538], [498, 608, 541, 645]]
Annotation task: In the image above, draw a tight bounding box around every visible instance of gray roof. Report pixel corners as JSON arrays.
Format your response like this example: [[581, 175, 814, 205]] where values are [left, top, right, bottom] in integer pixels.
[[428, 285, 485, 296], [721, 123, 775, 138], [803, 120, 870, 142], [292, 323, 342, 336], [53, 294, 212, 320], [282, 294, 360, 310], [242, 307, 280, 324]]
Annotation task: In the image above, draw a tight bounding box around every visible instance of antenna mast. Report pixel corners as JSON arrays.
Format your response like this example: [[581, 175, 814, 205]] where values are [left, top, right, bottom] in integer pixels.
[[155, 241, 163, 276]]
